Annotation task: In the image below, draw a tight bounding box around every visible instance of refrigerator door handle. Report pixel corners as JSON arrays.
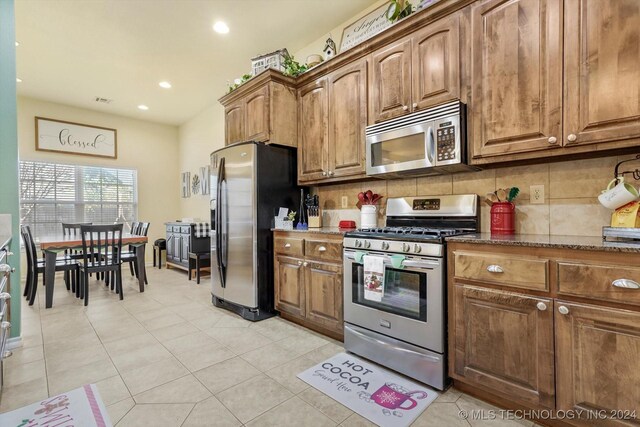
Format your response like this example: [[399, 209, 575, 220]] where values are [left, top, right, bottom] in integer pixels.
[[216, 157, 227, 288]]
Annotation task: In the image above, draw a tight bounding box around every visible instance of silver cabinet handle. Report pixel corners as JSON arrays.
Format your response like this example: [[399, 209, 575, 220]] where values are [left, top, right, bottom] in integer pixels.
[[567, 134, 577, 142], [0, 264, 14, 274], [318, 246, 327, 252], [558, 305, 569, 315], [303, 262, 309, 267], [548, 136, 557, 144], [0, 293, 10, 301], [486, 265, 504, 273], [297, 260, 303, 266], [612, 279, 640, 289], [284, 243, 291, 248], [402, 105, 409, 111], [536, 302, 547, 311]]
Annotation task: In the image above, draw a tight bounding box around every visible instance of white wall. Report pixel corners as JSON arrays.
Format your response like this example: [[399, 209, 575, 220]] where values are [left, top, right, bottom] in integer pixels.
[[17, 96, 181, 261]]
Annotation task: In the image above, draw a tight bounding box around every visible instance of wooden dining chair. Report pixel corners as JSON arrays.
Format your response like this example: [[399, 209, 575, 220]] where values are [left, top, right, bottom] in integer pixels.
[[122, 221, 150, 285], [20, 225, 80, 306], [61, 222, 92, 288], [79, 224, 123, 306]]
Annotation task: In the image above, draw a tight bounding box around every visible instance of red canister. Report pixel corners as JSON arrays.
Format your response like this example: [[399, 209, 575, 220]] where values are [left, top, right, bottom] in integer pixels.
[[490, 202, 515, 235]]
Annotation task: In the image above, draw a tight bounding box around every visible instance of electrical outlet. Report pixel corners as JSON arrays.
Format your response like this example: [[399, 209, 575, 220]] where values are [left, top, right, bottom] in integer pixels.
[[341, 196, 348, 208], [530, 185, 545, 204]]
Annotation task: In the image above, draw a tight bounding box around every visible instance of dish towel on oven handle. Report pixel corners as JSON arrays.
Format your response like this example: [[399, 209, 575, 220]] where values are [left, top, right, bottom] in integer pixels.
[[194, 222, 211, 238], [363, 255, 385, 302]]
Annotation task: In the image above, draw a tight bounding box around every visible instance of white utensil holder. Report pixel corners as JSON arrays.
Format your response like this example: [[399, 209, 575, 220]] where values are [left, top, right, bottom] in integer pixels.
[[274, 218, 293, 230], [360, 205, 377, 228]]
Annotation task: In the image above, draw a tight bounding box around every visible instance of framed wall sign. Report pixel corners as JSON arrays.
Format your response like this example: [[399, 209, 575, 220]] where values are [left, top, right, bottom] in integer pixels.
[[181, 172, 191, 198], [340, 4, 392, 52], [35, 117, 117, 159]]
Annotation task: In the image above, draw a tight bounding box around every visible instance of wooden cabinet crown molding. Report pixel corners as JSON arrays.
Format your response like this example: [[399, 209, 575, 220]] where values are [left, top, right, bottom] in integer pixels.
[[219, 69, 296, 106]]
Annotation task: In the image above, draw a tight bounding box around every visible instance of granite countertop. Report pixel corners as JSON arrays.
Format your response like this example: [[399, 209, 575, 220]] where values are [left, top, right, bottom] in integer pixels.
[[271, 227, 351, 235], [446, 233, 640, 253], [0, 234, 11, 250]]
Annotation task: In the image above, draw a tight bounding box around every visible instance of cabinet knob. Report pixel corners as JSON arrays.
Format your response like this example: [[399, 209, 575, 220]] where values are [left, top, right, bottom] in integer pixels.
[[612, 279, 640, 289], [486, 264, 504, 273], [412, 103, 418, 109], [536, 302, 547, 311], [548, 136, 557, 144], [318, 246, 327, 252], [567, 134, 577, 143], [322, 171, 327, 176], [284, 243, 291, 248], [558, 305, 570, 315], [303, 262, 309, 267], [297, 260, 303, 266], [328, 171, 334, 176], [402, 105, 409, 111]]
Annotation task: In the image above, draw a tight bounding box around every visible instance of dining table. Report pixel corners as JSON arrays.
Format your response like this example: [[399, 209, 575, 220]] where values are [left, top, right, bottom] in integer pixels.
[[38, 233, 149, 309]]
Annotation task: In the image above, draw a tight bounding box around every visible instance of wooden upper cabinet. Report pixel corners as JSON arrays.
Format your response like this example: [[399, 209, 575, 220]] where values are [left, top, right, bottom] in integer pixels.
[[274, 255, 305, 317], [555, 301, 640, 424], [370, 39, 412, 123], [563, 0, 640, 148], [224, 102, 245, 146], [412, 14, 460, 111], [244, 85, 269, 142], [304, 260, 343, 332], [470, 0, 563, 159], [328, 59, 368, 178], [298, 79, 329, 182], [451, 285, 555, 409]]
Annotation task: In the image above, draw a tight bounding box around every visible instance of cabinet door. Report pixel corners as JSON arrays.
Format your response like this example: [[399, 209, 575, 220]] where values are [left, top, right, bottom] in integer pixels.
[[174, 235, 182, 262], [225, 102, 245, 146], [166, 233, 174, 260], [274, 255, 305, 317], [412, 14, 460, 110], [181, 234, 190, 263], [298, 79, 329, 182], [328, 60, 367, 178], [370, 39, 412, 123], [451, 285, 555, 409], [470, 0, 562, 159], [304, 260, 342, 332], [563, 0, 640, 148], [555, 301, 640, 424], [245, 85, 270, 142]]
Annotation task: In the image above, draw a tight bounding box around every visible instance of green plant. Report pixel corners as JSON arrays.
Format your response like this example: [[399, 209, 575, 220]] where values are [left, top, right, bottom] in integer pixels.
[[286, 211, 296, 221], [227, 74, 252, 93], [386, 0, 413, 22], [282, 53, 309, 77]]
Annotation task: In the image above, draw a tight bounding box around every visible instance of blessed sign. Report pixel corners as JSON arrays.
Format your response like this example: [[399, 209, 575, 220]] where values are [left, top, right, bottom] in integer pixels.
[[340, 4, 392, 52], [36, 117, 117, 159]]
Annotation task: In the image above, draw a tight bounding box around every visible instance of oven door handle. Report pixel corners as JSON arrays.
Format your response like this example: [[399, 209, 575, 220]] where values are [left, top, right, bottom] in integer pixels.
[[344, 253, 438, 269]]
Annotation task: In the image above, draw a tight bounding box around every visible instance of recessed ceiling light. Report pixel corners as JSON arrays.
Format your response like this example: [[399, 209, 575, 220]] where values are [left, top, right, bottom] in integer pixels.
[[159, 81, 172, 89], [213, 21, 229, 34], [137, 104, 149, 111], [16, 78, 22, 83], [15, 41, 19, 47]]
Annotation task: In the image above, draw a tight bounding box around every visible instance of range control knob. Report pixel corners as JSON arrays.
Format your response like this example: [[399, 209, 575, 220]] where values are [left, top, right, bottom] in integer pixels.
[[414, 244, 422, 253], [381, 242, 390, 250], [364, 241, 371, 249], [355, 240, 362, 248], [402, 243, 410, 252]]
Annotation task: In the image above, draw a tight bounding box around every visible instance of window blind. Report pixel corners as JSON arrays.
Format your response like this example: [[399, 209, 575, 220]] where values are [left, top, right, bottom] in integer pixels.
[[19, 160, 138, 238]]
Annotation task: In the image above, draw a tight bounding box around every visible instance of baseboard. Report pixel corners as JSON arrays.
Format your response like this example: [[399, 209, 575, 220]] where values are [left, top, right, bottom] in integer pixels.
[[6, 336, 23, 350]]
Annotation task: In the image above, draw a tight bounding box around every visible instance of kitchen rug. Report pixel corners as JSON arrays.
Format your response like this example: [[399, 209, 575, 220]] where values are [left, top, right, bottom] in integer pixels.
[[297, 352, 438, 427], [0, 384, 111, 427]]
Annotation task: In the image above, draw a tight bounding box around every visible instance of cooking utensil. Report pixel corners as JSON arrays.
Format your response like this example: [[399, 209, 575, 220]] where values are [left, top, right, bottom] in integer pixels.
[[486, 192, 498, 205], [358, 192, 366, 204], [365, 190, 374, 203], [496, 188, 507, 202], [507, 187, 520, 202]]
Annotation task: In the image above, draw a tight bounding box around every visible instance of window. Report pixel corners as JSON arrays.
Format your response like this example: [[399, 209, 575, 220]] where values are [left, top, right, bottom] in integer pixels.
[[19, 160, 138, 237]]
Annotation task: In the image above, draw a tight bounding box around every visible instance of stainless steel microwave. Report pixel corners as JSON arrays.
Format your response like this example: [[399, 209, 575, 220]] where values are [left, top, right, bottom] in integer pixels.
[[365, 100, 477, 178]]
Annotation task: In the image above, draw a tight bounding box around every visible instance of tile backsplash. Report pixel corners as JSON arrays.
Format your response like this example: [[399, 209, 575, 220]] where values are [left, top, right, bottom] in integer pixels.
[[314, 154, 637, 237]]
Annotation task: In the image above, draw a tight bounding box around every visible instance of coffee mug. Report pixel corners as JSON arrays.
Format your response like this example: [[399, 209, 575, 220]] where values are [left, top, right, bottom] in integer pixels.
[[371, 383, 428, 410], [598, 177, 639, 210]]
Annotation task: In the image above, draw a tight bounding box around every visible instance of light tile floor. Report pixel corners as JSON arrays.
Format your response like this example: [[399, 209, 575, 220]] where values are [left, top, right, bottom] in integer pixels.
[[1, 267, 534, 426]]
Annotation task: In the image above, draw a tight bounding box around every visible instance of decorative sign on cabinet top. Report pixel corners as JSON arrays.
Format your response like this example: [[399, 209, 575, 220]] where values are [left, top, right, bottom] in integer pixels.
[[35, 117, 117, 159], [340, 4, 392, 52]]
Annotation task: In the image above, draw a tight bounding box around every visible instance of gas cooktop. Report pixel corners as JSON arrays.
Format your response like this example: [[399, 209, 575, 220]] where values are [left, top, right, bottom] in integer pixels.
[[345, 226, 474, 242]]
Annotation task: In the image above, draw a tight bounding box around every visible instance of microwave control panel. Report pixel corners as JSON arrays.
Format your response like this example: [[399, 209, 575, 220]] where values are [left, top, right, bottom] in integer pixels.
[[436, 122, 456, 161]]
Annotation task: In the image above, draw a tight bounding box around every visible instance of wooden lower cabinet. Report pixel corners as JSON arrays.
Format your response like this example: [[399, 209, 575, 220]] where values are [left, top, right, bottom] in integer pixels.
[[451, 284, 555, 409], [273, 231, 344, 340], [555, 301, 640, 425]]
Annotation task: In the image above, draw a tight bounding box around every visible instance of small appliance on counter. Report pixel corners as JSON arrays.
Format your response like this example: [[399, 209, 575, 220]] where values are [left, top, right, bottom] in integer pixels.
[[210, 141, 299, 321], [603, 227, 640, 250], [343, 194, 479, 390]]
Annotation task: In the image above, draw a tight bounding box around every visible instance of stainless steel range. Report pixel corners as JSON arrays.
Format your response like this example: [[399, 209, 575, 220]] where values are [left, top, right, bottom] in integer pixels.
[[343, 194, 479, 390]]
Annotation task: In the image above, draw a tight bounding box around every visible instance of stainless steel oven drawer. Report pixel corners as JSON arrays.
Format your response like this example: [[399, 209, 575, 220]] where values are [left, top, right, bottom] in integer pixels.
[[344, 323, 447, 390]]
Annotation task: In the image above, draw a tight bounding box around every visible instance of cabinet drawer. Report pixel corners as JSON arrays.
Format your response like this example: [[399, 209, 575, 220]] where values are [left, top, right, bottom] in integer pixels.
[[454, 251, 549, 291], [305, 239, 342, 262], [274, 237, 304, 257], [166, 225, 173, 233], [558, 262, 640, 306], [180, 226, 191, 234]]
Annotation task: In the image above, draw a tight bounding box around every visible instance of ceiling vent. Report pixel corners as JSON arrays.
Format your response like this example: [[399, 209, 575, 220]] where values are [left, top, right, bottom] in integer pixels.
[[94, 97, 113, 104]]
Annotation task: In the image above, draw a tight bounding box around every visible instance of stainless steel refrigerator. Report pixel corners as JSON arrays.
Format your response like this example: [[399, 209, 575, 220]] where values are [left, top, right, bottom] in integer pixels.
[[210, 141, 299, 321]]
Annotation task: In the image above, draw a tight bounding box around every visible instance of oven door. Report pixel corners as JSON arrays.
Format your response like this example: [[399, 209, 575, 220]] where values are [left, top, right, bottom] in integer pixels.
[[366, 122, 435, 177], [343, 250, 445, 353]]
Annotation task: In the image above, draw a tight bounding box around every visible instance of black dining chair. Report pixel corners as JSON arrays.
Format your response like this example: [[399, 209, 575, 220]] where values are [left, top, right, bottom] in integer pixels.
[[20, 225, 80, 306], [78, 224, 123, 306], [122, 221, 150, 285], [61, 222, 92, 288]]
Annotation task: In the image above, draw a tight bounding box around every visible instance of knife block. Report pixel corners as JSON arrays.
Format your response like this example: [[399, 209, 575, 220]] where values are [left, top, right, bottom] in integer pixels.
[[308, 209, 322, 228]]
